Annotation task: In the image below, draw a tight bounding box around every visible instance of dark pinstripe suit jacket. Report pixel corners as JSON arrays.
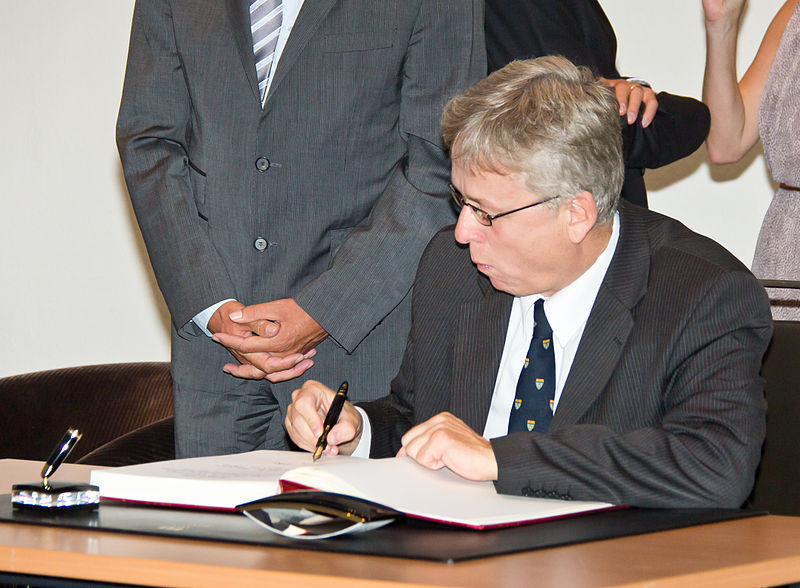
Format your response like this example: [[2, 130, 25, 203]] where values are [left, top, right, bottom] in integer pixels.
[[361, 202, 773, 508]]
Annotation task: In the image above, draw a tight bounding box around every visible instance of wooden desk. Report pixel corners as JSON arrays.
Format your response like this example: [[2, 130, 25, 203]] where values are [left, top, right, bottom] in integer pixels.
[[2, 459, 799, 587]]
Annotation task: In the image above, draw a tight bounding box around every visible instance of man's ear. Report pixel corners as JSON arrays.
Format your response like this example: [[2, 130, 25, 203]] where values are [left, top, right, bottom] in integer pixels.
[[565, 191, 598, 245]]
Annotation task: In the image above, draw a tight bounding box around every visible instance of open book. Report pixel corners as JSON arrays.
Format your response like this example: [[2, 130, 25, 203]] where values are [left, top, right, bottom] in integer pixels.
[[90, 450, 614, 529]]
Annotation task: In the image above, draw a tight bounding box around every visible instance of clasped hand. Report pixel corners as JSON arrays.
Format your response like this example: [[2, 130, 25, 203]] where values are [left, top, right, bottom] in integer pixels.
[[209, 298, 326, 382], [285, 381, 498, 481]]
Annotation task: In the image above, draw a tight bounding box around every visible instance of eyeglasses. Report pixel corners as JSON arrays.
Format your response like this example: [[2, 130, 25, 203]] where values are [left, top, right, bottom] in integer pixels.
[[449, 183, 561, 227]]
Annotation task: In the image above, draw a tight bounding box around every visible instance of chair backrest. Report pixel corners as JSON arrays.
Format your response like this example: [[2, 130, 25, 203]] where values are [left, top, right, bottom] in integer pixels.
[[747, 320, 800, 516], [78, 415, 175, 466], [0, 362, 173, 463]]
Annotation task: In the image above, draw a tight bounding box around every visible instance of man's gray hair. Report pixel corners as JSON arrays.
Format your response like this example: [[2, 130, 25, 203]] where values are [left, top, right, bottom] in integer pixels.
[[441, 56, 624, 223]]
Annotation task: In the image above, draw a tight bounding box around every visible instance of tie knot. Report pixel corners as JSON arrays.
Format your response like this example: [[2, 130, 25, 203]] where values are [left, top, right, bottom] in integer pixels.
[[533, 299, 552, 340]]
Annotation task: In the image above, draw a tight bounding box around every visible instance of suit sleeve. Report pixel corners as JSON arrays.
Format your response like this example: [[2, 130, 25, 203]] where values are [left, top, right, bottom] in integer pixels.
[[116, 0, 235, 333], [622, 92, 711, 171], [358, 332, 418, 458], [491, 270, 771, 508], [292, 0, 486, 353], [619, 93, 710, 206], [355, 229, 465, 458]]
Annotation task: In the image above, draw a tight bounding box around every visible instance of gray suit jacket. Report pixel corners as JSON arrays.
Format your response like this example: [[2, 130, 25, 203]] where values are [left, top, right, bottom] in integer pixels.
[[116, 0, 485, 454], [361, 203, 773, 508]]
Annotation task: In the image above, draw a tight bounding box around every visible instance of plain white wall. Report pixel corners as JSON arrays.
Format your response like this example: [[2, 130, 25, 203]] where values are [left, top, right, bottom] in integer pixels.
[[0, 1, 170, 378], [0, 1, 784, 378]]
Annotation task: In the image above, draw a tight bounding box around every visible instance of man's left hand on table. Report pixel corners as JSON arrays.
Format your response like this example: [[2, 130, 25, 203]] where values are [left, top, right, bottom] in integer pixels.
[[398, 412, 499, 482]]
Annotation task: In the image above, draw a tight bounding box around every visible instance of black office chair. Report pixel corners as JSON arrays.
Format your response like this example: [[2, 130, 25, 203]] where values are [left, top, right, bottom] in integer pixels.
[[746, 280, 800, 516]]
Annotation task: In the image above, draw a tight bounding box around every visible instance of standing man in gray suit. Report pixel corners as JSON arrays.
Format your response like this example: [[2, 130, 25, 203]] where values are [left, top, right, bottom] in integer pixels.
[[116, 1, 485, 457], [285, 57, 772, 508]]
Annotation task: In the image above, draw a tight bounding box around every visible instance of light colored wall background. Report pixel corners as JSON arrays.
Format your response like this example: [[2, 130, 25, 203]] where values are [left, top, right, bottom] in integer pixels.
[[0, 1, 783, 378], [603, 0, 779, 262]]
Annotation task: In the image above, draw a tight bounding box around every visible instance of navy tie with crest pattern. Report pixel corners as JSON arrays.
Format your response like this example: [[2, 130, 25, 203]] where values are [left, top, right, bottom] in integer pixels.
[[508, 299, 555, 433]]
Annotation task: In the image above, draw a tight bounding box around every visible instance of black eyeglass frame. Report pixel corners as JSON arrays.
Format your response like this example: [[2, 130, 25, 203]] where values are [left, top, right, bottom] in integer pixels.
[[448, 183, 561, 227]]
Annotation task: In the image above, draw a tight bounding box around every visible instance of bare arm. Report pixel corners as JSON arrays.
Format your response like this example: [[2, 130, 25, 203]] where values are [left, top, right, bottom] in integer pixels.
[[703, 0, 797, 163]]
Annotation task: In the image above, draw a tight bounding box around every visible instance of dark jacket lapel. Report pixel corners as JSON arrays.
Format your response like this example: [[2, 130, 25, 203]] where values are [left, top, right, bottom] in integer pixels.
[[263, 0, 337, 108], [226, 0, 262, 105], [450, 275, 512, 434], [551, 203, 651, 427]]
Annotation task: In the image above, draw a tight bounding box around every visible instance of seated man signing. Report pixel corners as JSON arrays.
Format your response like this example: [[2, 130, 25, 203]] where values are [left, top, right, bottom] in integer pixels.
[[285, 56, 772, 508]]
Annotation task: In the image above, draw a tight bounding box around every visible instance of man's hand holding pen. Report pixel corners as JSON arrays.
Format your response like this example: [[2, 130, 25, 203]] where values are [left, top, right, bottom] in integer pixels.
[[286, 380, 364, 457], [287, 380, 499, 481]]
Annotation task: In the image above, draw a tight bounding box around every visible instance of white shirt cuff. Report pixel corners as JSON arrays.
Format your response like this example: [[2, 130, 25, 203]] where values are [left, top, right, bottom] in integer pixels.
[[350, 406, 372, 458], [192, 299, 236, 337]]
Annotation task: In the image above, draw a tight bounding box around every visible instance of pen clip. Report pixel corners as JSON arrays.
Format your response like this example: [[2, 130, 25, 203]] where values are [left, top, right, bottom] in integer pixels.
[[41, 428, 82, 488]]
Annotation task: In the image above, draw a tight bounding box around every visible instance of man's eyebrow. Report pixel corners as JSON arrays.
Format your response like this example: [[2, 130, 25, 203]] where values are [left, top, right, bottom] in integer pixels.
[[466, 193, 496, 211], [457, 186, 485, 207]]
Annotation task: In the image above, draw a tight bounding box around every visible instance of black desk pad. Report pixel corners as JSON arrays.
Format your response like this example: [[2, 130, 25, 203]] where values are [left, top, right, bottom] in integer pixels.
[[0, 496, 763, 562]]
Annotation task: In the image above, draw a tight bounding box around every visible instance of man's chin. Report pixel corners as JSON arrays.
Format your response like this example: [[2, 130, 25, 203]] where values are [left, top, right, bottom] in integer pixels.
[[486, 274, 507, 292], [486, 273, 528, 296]]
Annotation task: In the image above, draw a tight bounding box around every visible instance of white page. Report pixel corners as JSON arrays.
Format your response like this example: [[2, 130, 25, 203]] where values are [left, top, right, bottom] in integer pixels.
[[282, 456, 615, 528], [90, 450, 359, 510]]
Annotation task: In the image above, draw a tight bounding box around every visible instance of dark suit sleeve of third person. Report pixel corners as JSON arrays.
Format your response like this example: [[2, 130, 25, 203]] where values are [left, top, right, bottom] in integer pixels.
[[620, 92, 711, 207], [292, 0, 486, 354]]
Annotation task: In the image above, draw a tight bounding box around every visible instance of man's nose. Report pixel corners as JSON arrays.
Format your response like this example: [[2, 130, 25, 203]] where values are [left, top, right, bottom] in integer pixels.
[[454, 205, 482, 244]]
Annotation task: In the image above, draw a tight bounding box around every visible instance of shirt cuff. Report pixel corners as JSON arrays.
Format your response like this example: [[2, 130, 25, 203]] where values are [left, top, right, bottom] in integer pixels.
[[192, 299, 237, 337], [350, 406, 372, 458]]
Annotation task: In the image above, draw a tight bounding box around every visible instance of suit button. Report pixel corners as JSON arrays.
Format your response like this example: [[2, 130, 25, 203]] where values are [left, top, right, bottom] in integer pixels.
[[255, 157, 270, 171], [254, 237, 268, 251]]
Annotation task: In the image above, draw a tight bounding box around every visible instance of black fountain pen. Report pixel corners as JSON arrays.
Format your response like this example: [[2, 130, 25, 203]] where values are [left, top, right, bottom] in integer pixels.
[[312, 381, 348, 462], [41, 428, 82, 488]]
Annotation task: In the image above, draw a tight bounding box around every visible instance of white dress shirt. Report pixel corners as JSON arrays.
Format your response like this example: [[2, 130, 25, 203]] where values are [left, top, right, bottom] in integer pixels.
[[353, 212, 620, 456], [483, 213, 620, 439]]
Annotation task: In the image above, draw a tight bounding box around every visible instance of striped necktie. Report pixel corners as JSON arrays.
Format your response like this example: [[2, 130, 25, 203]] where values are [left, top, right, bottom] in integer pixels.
[[508, 299, 556, 434], [250, 0, 283, 103]]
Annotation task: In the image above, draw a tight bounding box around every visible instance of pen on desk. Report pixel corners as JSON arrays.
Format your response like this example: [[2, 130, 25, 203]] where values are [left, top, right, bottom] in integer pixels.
[[313, 381, 348, 462], [41, 428, 82, 488]]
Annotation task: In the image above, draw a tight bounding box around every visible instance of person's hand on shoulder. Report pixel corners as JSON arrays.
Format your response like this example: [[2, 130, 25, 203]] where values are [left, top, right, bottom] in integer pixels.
[[600, 77, 659, 127]]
